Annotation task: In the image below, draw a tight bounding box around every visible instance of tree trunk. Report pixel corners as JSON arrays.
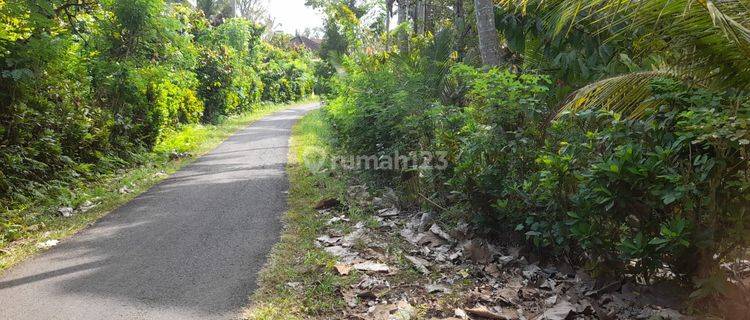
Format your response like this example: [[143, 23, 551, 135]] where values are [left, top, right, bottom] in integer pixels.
[[398, 0, 410, 53], [424, 0, 433, 34], [454, 0, 466, 56], [473, 0, 501, 67], [385, 0, 393, 48], [415, 0, 426, 35]]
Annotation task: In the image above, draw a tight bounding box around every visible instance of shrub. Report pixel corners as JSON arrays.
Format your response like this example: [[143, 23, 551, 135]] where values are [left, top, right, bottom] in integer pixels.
[[521, 79, 750, 283], [259, 44, 315, 103], [0, 0, 313, 215], [325, 50, 448, 165], [313, 60, 336, 96], [151, 73, 204, 127], [196, 48, 263, 124], [324, 34, 749, 299], [1, 31, 101, 201], [438, 64, 550, 215]]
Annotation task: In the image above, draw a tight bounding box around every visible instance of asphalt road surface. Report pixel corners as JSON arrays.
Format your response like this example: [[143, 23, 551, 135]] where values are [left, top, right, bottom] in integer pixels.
[[0, 103, 319, 320]]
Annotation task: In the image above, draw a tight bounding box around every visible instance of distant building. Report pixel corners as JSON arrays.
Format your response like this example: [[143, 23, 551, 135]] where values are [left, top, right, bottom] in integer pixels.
[[290, 35, 322, 52]]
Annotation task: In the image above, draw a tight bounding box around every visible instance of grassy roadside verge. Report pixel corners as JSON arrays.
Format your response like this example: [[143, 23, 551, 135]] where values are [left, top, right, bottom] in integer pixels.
[[0, 99, 317, 271], [245, 109, 351, 319]]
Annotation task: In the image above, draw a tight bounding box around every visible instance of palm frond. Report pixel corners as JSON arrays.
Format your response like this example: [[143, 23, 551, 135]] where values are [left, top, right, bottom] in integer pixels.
[[702, 0, 750, 56], [504, 0, 750, 89], [557, 71, 670, 119]]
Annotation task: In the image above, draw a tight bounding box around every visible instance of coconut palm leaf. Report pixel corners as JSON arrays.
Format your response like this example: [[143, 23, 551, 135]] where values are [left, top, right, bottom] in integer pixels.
[[702, 0, 750, 55], [504, 0, 750, 114], [557, 71, 669, 119]]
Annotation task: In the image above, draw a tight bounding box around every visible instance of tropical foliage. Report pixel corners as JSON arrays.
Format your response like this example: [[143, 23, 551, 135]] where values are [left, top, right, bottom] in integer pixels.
[[0, 0, 319, 239], [319, 0, 750, 314]]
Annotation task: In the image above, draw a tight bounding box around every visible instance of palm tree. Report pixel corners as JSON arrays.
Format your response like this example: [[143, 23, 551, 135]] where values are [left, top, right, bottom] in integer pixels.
[[237, 0, 267, 22], [474, 0, 501, 66], [196, 0, 219, 17], [197, 0, 235, 23]]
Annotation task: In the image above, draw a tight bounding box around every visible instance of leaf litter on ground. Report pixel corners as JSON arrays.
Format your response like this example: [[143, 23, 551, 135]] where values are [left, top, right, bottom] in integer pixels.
[[304, 183, 697, 320]]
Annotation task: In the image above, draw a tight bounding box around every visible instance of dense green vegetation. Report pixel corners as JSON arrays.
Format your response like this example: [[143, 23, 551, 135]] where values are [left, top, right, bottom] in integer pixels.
[[0, 1, 320, 246], [0, 100, 309, 270], [2, 0, 749, 316], [316, 0, 750, 314]]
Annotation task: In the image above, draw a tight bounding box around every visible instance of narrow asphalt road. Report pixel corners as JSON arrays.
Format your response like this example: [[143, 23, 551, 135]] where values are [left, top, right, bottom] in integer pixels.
[[0, 103, 319, 320]]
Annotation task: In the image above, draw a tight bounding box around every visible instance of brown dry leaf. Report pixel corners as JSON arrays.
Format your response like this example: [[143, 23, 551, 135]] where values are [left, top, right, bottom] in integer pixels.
[[405, 255, 431, 274], [400, 227, 422, 245], [324, 245, 349, 257], [519, 287, 540, 301], [455, 308, 469, 319], [353, 261, 390, 273], [536, 300, 575, 320], [496, 287, 519, 304], [335, 263, 352, 275], [429, 224, 454, 242], [418, 231, 448, 248], [341, 229, 366, 247], [484, 264, 502, 277], [465, 305, 518, 320], [342, 288, 359, 308], [377, 207, 400, 217], [366, 303, 400, 320], [463, 239, 492, 264], [316, 235, 341, 245]]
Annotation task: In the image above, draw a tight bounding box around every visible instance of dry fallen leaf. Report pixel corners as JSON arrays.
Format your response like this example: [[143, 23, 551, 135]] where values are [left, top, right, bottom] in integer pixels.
[[463, 239, 493, 264], [377, 207, 400, 217], [394, 300, 417, 320], [430, 224, 454, 242], [404, 255, 431, 274], [37, 239, 59, 249], [426, 284, 452, 294], [418, 231, 448, 248], [465, 305, 517, 320], [316, 235, 341, 245], [324, 245, 349, 256], [454, 308, 469, 319], [58, 207, 74, 218], [353, 261, 390, 273], [536, 300, 575, 320], [335, 263, 352, 275]]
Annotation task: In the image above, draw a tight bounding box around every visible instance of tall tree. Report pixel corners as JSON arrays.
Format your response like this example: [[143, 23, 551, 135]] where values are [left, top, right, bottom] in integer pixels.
[[473, 0, 501, 66], [197, 0, 219, 17], [454, 0, 466, 55], [237, 0, 267, 22], [397, 0, 410, 53], [196, 0, 234, 24], [385, 0, 395, 47], [415, 0, 426, 35]]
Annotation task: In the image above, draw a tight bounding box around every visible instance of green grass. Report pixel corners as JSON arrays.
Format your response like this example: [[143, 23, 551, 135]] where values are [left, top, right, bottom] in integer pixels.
[[245, 109, 353, 320], [0, 99, 317, 271]]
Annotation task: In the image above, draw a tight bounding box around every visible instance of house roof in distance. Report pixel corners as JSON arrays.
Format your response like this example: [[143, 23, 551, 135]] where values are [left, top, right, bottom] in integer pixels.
[[290, 35, 322, 51]]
